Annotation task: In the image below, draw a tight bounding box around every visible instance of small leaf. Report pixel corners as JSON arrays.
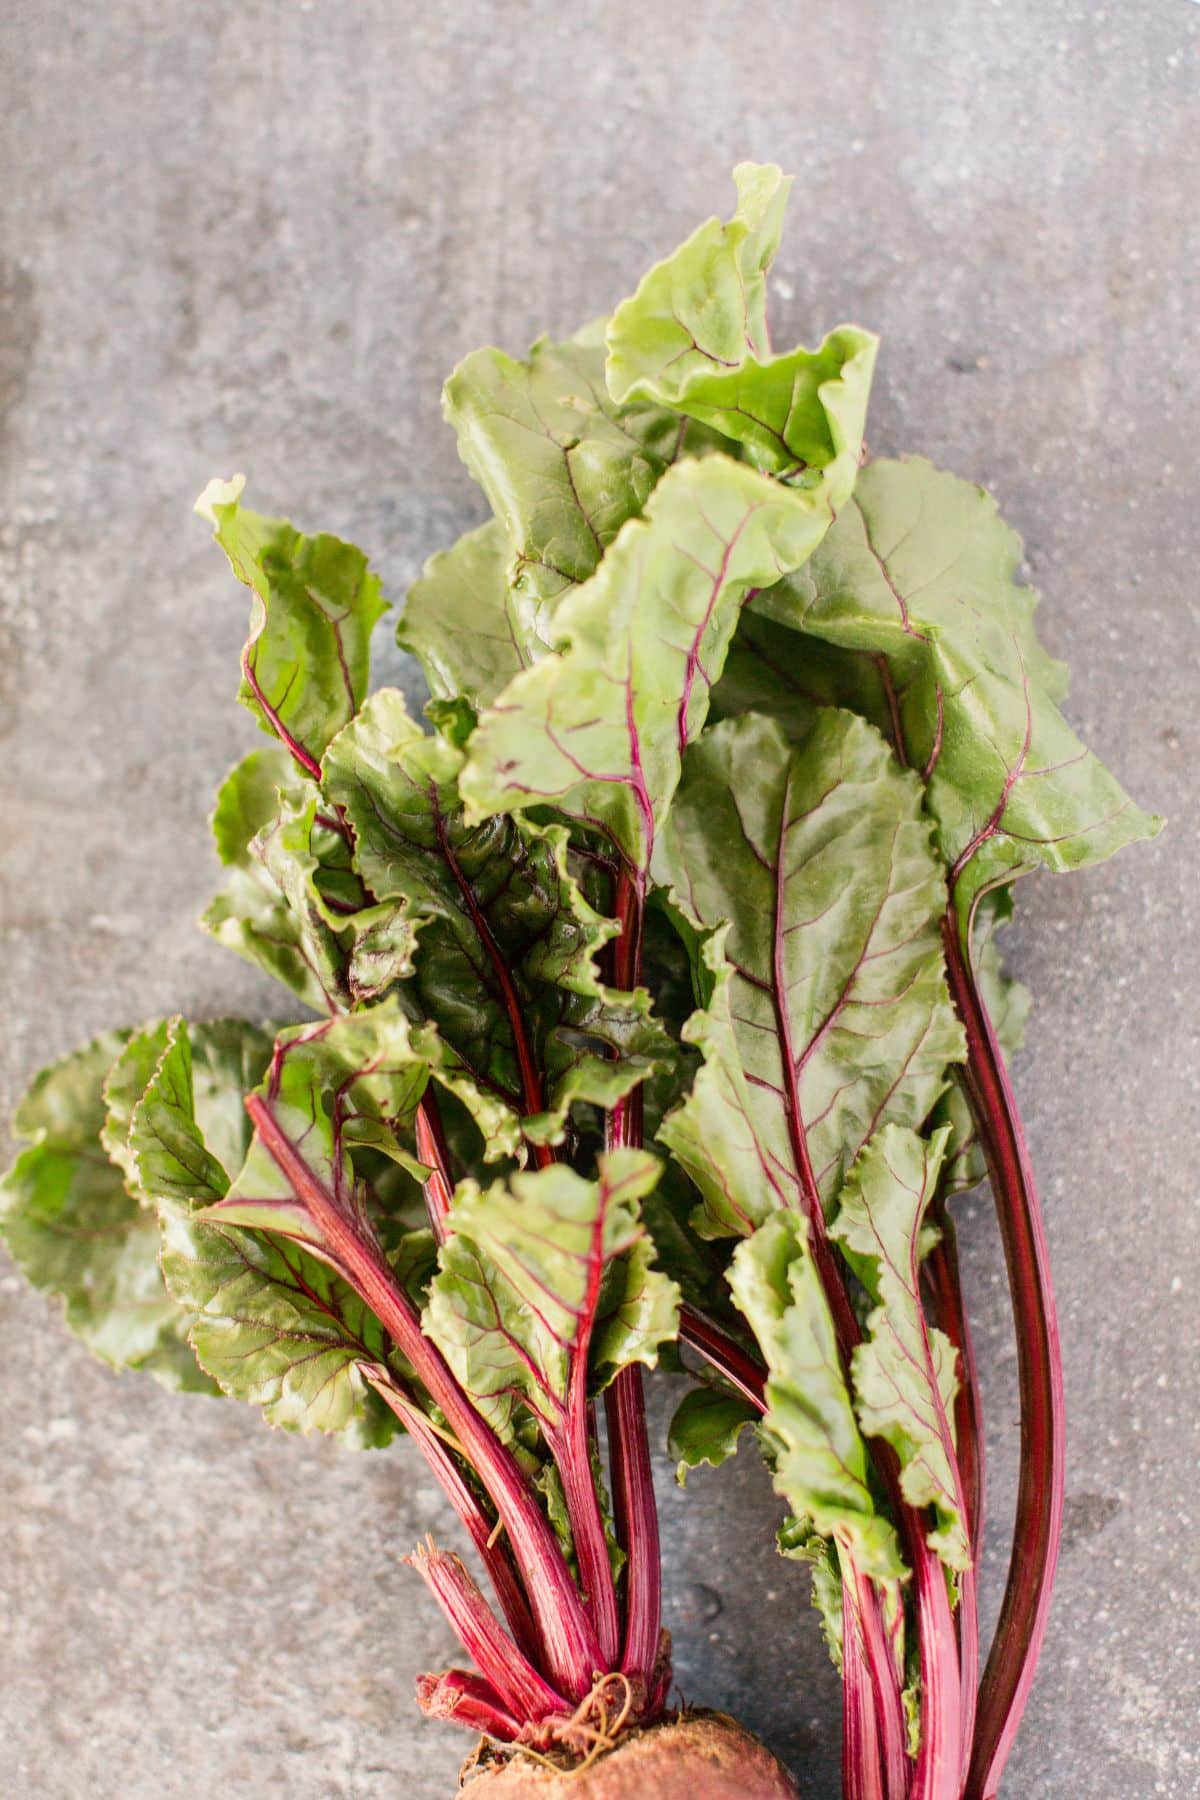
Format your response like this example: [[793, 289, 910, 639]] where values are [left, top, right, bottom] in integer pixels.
[[778, 1521, 845, 1673], [668, 1387, 757, 1485], [729, 1211, 903, 1581], [197, 478, 388, 770], [0, 1031, 215, 1392], [830, 1125, 968, 1571], [400, 517, 541, 709]]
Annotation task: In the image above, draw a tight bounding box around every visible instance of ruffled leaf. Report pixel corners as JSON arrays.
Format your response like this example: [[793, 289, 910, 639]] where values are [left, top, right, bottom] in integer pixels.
[[323, 689, 671, 1158], [728, 1211, 903, 1581], [758, 456, 1162, 936], [606, 162, 876, 492], [1, 1028, 241, 1394], [668, 1387, 757, 1485], [195, 476, 388, 772]]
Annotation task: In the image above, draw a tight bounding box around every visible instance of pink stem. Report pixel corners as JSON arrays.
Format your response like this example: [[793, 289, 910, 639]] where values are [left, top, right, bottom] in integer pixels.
[[406, 1546, 568, 1724], [244, 1090, 602, 1700], [942, 915, 1064, 1800]]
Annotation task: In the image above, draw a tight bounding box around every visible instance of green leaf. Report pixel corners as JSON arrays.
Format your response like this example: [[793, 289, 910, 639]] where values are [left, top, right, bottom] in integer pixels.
[[606, 162, 876, 491], [424, 1151, 677, 1445], [830, 1125, 968, 1571], [0, 1031, 214, 1392], [126, 1017, 232, 1208], [442, 326, 678, 608], [728, 1211, 903, 1580], [157, 1004, 432, 1444], [323, 689, 672, 1158], [195, 476, 389, 770], [758, 456, 1162, 936], [709, 606, 893, 746], [161, 1208, 400, 1444], [202, 747, 419, 1015], [668, 1387, 757, 1485], [400, 516, 541, 709], [657, 711, 964, 1236], [778, 1519, 845, 1673], [459, 453, 848, 871]]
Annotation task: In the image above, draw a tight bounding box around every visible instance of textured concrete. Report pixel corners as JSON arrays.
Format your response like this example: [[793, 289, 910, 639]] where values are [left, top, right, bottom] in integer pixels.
[[1, 3, 1196, 1795]]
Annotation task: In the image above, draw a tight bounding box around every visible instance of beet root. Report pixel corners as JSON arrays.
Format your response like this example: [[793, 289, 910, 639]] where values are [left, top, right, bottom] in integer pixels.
[[461, 1711, 800, 1798]]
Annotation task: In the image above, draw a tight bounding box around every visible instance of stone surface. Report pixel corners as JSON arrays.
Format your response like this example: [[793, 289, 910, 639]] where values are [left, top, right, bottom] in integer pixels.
[[1, 3, 1196, 1796]]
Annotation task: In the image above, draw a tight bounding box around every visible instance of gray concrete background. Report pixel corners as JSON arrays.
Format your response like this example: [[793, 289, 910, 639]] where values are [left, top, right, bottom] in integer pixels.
[[1, 3, 1196, 1795]]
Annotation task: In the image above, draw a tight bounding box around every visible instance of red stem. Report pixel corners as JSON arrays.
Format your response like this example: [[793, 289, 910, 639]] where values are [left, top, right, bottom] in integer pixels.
[[942, 914, 1064, 1800], [841, 1567, 886, 1800], [604, 869, 664, 1690], [406, 1545, 568, 1724], [243, 1090, 602, 1700], [366, 1373, 539, 1661], [678, 1304, 766, 1408], [414, 1096, 455, 1241], [415, 1668, 523, 1742], [911, 1542, 963, 1800]]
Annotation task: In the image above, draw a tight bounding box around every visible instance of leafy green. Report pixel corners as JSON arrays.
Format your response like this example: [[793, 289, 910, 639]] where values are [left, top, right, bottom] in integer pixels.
[[460, 454, 850, 871], [322, 688, 672, 1156], [195, 476, 389, 772], [756, 456, 1163, 936], [0, 1030, 213, 1391], [425, 1152, 677, 1445], [728, 1210, 902, 1580], [830, 1125, 967, 1571], [658, 710, 963, 1236], [606, 162, 876, 494], [667, 1387, 758, 1484]]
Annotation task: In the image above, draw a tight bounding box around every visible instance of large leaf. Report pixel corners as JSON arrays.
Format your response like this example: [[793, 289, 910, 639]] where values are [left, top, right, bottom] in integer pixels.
[[1, 1030, 212, 1393], [757, 457, 1162, 936], [323, 689, 671, 1158], [657, 711, 963, 1237], [728, 1210, 903, 1581], [830, 1125, 968, 1571], [606, 162, 876, 493], [195, 476, 388, 772], [459, 454, 848, 871], [425, 1151, 677, 1446]]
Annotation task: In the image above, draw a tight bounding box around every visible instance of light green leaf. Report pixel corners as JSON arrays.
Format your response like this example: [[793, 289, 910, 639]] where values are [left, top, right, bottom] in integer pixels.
[[323, 689, 672, 1158], [459, 453, 847, 870], [400, 516, 541, 709], [442, 326, 677, 607], [830, 1125, 968, 1571], [729, 1211, 903, 1581], [759, 457, 1162, 936], [709, 606, 893, 746], [778, 1519, 845, 1673], [657, 711, 964, 1236], [196, 476, 389, 769], [668, 1387, 757, 1485], [606, 163, 876, 491], [0, 1031, 214, 1392], [425, 1151, 677, 1445]]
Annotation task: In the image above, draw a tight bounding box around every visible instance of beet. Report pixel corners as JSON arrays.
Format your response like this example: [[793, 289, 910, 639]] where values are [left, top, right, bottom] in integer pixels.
[[461, 1712, 800, 1798]]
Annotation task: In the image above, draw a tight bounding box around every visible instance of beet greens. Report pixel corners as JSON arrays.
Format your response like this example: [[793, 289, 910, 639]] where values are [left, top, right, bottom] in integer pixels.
[[0, 165, 1159, 1797]]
